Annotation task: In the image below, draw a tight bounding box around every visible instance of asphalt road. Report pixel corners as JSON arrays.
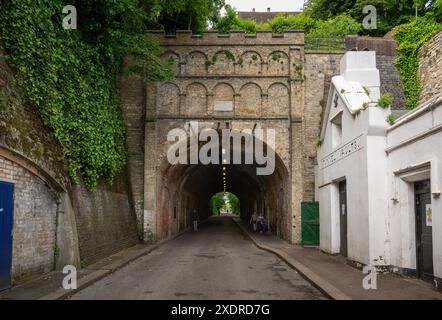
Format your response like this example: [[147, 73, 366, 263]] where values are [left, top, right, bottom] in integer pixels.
[[70, 216, 326, 300]]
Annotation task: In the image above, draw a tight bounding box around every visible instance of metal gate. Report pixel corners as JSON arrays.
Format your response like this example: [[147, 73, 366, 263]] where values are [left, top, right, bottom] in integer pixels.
[[0, 181, 14, 291], [301, 201, 319, 246]]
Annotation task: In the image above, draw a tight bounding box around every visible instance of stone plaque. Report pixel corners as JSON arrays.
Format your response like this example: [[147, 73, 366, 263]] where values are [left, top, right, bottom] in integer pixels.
[[214, 100, 233, 112]]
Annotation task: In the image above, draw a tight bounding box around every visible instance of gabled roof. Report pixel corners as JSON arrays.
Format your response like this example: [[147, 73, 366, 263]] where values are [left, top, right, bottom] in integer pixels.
[[320, 76, 371, 140], [237, 11, 300, 23]]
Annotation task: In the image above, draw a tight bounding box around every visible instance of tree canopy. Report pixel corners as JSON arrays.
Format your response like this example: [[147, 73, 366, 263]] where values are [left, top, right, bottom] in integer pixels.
[[304, 0, 442, 35]]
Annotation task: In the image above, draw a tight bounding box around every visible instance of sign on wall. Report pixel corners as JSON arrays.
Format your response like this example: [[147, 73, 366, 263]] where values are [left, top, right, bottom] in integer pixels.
[[214, 100, 233, 112], [321, 135, 363, 169], [426, 204, 432, 227]]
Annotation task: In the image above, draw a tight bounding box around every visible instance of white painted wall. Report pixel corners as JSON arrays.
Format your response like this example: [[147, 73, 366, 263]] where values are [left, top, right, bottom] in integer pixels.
[[386, 96, 442, 279], [318, 51, 442, 282]]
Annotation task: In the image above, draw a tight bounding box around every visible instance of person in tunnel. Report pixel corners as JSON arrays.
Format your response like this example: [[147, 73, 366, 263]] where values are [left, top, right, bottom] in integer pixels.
[[250, 211, 258, 232], [192, 209, 199, 231], [256, 213, 268, 234]]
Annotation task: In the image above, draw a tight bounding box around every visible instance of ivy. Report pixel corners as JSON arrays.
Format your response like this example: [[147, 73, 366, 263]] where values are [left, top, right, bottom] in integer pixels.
[[0, 0, 173, 190], [393, 15, 441, 110]]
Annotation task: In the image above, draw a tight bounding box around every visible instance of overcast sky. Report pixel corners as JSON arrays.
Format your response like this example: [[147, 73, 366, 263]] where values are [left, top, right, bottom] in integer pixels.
[[225, 0, 306, 12]]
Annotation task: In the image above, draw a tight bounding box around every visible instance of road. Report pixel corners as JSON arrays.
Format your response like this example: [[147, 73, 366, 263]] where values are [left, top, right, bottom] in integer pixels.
[[70, 216, 327, 300]]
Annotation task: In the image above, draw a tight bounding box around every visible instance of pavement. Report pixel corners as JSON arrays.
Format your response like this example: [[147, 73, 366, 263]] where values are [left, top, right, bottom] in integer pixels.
[[1, 215, 440, 300], [234, 218, 442, 300], [69, 216, 326, 300], [0, 230, 188, 300]]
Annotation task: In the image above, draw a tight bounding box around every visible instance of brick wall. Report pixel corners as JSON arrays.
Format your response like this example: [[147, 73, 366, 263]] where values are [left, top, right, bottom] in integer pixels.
[[0, 155, 58, 283], [70, 173, 139, 265], [304, 53, 342, 201], [377, 55, 406, 110], [419, 29, 442, 104]]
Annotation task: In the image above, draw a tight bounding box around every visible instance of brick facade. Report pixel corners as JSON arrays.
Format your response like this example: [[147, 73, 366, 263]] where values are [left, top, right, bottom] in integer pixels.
[[0, 155, 57, 283]]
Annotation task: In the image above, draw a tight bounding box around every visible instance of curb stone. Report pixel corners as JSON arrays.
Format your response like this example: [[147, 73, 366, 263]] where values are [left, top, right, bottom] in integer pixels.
[[233, 218, 352, 300], [39, 227, 191, 300]]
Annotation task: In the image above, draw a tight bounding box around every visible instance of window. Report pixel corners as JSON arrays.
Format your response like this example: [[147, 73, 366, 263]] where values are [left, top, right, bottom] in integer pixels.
[[331, 112, 343, 149]]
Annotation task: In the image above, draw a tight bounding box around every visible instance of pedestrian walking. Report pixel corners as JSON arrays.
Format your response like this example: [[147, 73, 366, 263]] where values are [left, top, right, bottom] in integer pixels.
[[192, 209, 199, 231], [257, 213, 265, 233], [250, 212, 258, 232]]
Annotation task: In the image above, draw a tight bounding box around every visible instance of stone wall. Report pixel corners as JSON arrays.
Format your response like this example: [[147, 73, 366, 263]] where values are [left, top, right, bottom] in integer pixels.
[[71, 174, 139, 265], [137, 30, 305, 243], [377, 55, 405, 110], [419, 29, 442, 104], [303, 53, 342, 201]]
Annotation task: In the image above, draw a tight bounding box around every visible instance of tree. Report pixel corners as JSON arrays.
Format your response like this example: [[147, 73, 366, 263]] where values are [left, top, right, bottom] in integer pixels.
[[304, 0, 442, 35], [262, 13, 316, 33], [156, 0, 226, 33]]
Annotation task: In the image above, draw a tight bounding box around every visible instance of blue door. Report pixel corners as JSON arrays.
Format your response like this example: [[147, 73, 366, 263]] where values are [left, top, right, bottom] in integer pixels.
[[0, 181, 14, 291]]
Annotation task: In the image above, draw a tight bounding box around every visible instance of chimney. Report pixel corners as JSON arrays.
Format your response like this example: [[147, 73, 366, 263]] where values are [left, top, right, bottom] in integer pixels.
[[252, 8, 255, 12], [267, 7, 271, 12]]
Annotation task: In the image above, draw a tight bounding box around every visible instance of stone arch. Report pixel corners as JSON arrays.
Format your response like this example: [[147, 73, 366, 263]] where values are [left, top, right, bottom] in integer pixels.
[[238, 82, 262, 116], [161, 51, 180, 75], [263, 83, 289, 116], [184, 82, 208, 116], [186, 51, 207, 75], [267, 51, 289, 75], [154, 132, 291, 242], [209, 50, 235, 75], [239, 51, 262, 75], [157, 82, 180, 115]]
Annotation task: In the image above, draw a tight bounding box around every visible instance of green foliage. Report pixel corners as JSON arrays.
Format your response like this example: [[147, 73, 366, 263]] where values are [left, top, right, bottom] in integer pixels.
[[393, 15, 441, 109], [363, 86, 370, 96], [224, 50, 235, 61], [54, 245, 60, 259], [209, 192, 240, 215], [80, 259, 87, 269], [307, 14, 362, 37], [378, 93, 394, 109], [214, 7, 360, 38], [271, 52, 282, 61], [0, 0, 176, 190], [157, 0, 226, 33], [215, 5, 258, 34], [305, 0, 442, 36], [262, 13, 316, 34], [386, 114, 397, 125]]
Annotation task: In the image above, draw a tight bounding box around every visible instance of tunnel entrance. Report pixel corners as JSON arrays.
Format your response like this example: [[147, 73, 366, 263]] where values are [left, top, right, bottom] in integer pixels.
[[153, 128, 291, 242], [209, 192, 240, 216]]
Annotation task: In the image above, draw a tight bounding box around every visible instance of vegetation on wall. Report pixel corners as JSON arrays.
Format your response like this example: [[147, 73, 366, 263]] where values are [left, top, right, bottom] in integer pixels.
[[0, 0, 223, 190], [0, 1, 173, 189], [393, 14, 441, 109]]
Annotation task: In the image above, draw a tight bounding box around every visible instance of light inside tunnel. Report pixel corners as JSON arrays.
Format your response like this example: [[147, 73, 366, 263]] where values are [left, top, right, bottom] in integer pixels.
[[209, 192, 239, 216], [155, 131, 291, 242]]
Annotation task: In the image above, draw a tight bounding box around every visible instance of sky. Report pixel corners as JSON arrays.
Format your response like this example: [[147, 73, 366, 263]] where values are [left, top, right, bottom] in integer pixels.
[[225, 0, 306, 12]]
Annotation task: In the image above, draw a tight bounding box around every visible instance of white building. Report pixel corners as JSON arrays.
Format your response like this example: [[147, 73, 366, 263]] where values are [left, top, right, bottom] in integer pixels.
[[317, 51, 441, 289]]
